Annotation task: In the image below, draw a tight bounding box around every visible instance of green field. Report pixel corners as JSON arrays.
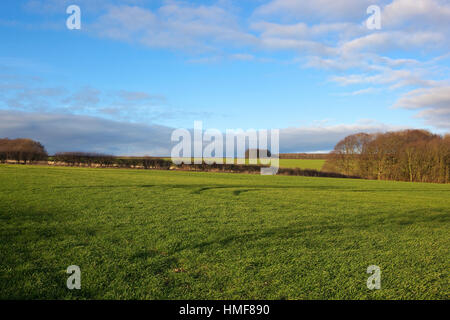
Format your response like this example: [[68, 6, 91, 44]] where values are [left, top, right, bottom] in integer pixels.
[[165, 158, 326, 170], [0, 165, 449, 299], [279, 159, 325, 170]]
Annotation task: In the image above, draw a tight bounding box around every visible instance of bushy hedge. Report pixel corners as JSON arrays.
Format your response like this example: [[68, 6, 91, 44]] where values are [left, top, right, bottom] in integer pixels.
[[278, 167, 360, 179], [53, 152, 115, 165], [52, 153, 172, 169], [174, 162, 359, 178], [142, 158, 172, 169], [176, 162, 263, 173]]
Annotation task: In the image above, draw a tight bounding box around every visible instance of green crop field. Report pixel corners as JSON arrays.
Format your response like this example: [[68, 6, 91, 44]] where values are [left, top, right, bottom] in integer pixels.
[[165, 158, 326, 170], [0, 165, 449, 300], [279, 159, 325, 170]]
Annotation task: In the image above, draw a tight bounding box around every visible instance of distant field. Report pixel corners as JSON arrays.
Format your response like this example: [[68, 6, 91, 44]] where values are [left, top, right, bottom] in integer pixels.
[[165, 158, 326, 170], [0, 165, 449, 299], [279, 159, 325, 170]]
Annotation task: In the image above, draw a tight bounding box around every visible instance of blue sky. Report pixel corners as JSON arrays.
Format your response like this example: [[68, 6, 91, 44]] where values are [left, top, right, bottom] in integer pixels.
[[0, 0, 449, 155]]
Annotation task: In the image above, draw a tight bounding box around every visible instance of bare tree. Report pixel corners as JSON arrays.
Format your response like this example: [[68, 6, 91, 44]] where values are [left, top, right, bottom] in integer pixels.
[[325, 130, 449, 183]]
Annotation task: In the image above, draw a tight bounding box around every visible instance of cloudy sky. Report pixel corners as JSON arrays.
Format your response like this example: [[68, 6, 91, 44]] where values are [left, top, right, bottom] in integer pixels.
[[0, 0, 449, 155]]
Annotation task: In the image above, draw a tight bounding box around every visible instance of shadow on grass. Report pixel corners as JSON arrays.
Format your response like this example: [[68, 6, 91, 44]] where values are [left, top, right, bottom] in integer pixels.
[[52, 183, 448, 194], [168, 207, 449, 254], [170, 222, 343, 254]]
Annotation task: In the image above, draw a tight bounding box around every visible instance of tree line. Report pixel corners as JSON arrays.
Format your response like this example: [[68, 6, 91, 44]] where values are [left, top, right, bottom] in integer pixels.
[[52, 152, 173, 169], [3, 132, 449, 183], [0, 138, 48, 163], [323, 130, 450, 183]]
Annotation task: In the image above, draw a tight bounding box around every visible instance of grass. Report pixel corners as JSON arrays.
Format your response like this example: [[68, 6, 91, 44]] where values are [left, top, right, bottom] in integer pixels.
[[278, 159, 325, 170], [165, 158, 326, 170], [0, 164, 448, 300]]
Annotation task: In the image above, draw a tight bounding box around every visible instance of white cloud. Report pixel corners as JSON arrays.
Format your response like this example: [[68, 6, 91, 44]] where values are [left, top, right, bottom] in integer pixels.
[[340, 87, 379, 96], [14, 0, 450, 132], [382, 0, 450, 30], [330, 67, 438, 89], [254, 0, 375, 23], [117, 90, 165, 102], [23, 0, 147, 15], [63, 86, 101, 109], [0, 76, 213, 123], [259, 37, 334, 56], [248, 0, 450, 107], [394, 85, 450, 129], [90, 3, 257, 51], [339, 31, 445, 55], [251, 21, 356, 39], [280, 120, 406, 152]]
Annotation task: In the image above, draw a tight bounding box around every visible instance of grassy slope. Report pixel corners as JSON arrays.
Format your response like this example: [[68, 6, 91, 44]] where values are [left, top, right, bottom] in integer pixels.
[[0, 165, 448, 300]]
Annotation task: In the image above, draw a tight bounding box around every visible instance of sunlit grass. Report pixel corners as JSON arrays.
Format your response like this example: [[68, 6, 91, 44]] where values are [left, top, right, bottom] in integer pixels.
[[0, 165, 448, 299]]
